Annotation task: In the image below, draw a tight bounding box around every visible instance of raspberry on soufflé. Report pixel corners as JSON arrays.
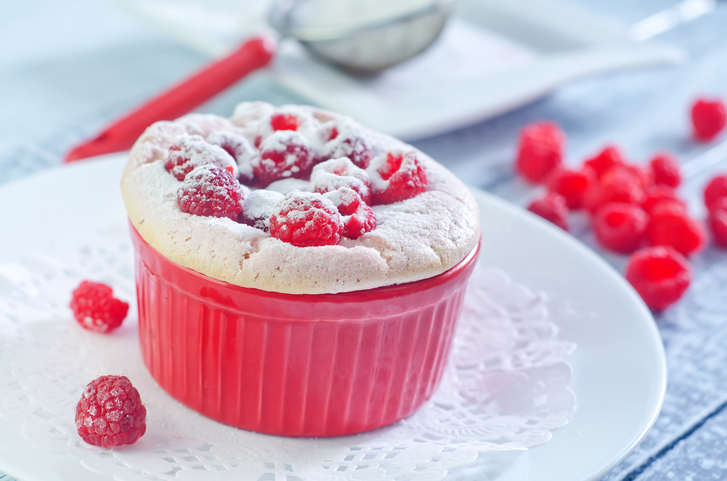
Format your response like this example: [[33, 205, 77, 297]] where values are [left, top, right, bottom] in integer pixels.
[[75, 375, 147, 448], [70, 281, 129, 333], [269, 191, 344, 247], [165, 135, 238, 181], [368, 150, 428, 204], [311, 157, 372, 204], [177, 164, 244, 220], [255, 130, 314, 187]]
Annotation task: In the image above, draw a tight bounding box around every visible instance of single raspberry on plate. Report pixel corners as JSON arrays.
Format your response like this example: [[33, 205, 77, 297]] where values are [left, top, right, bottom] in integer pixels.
[[593, 203, 648, 253], [311, 157, 372, 204], [527, 192, 569, 231], [75, 375, 146, 448], [625, 246, 692, 311], [255, 131, 314, 187], [368, 150, 428, 204], [177, 165, 244, 221], [546, 167, 595, 210], [323, 188, 377, 239], [647, 202, 706, 257], [320, 119, 373, 169], [70, 281, 129, 333], [269, 191, 343, 247], [691, 98, 726, 142], [584, 168, 646, 215], [239, 189, 285, 232], [641, 185, 685, 215], [165, 135, 238, 181], [704, 174, 727, 212], [206, 131, 256, 185], [515, 121, 564, 184], [583, 145, 625, 180], [708, 199, 727, 248], [649, 152, 681, 188]]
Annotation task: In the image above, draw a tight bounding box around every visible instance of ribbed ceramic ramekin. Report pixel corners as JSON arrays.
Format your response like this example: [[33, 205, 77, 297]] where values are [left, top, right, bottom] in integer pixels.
[[130, 224, 479, 437]]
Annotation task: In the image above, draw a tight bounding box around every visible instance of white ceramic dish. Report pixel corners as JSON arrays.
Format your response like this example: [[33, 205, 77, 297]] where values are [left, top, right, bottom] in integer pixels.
[[0, 156, 665, 480], [120, 0, 684, 140]]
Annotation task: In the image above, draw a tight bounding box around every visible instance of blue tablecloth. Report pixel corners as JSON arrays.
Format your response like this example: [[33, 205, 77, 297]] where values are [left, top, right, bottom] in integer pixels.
[[2, 1, 727, 479]]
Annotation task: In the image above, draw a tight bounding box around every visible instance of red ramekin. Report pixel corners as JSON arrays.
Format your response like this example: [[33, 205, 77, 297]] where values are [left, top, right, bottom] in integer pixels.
[[130, 224, 480, 437]]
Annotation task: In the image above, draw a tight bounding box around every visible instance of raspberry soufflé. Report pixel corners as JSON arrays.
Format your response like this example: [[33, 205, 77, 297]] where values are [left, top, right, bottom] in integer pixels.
[[121, 102, 481, 436]]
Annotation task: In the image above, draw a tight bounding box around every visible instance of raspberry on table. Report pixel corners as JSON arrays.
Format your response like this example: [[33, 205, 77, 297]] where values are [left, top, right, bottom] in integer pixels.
[[323, 188, 377, 239], [75, 375, 147, 448], [368, 150, 428, 205], [641, 185, 685, 215], [311, 157, 372, 204], [70, 281, 129, 333], [704, 174, 727, 212], [515, 121, 565, 184], [647, 202, 706, 257], [239, 189, 284, 232], [546, 167, 595, 210], [206, 131, 256, 185], [177, 165, 244, 221], [527, 192, 569, 231], [255, 131, 314, 187], [593, 203, 648, 254], [165, 135, 238, 181], [269, 191, 344, 247], [584, 168, 647, 216], [320, 119, 373, 169], [649, 152, 682, 188], [583, 145, 625, 180], [625, 246, 692, 311], [709, 199, 727, 248], [691, 98, 726, 142]]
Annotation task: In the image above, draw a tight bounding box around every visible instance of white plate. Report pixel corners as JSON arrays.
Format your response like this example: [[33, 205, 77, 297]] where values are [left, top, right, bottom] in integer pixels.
[[120, 0, 684, 140], [0, 156, 666, 481]]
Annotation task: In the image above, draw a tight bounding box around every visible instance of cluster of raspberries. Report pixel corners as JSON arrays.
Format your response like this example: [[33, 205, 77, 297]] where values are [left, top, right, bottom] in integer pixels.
[[166, 109, 428, 247], [516, 97, 726, 311]]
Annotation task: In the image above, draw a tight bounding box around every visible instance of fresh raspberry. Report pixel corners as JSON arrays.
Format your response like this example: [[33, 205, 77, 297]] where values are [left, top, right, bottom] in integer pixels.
[[165, 135, 238, 181], [691, 98, 726, 142], [323, 188, 377, 239], [593, 203, 648, 253], [269, 192, 343, 247], [206, 131, 256, 185], [625, 246, 691, 311], [649, 152, 681, 188], [608, 164, 654, 190], [255, 131, 314, 187], [368, 150, 428, 205], [177, 165, 244, 220], [515, 121, 564, 184], [584, 168, 646, 215], [704, 174, 727, 212], [527, 192, 569, 231], [239, 189, 284, 232], [270, 112, 302, 131], [75, 375, 147, 448], [647, 202, 706, 256], [546, 167, 595, 210], [583, 145, 625, 180], [641, 185, 685, 215], [320, 119, 373, 169], [311, 157, 372, 204], [708, 199, 727, 248], [70, 281, 129, 333]]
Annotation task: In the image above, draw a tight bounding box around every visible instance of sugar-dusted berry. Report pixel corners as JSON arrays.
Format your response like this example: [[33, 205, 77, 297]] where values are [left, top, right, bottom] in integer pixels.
[[270, 112, 302, 131], [323, 188, 377, 239], [165, 135, 238, 181], [704, 174, 727, 212], [583, 145, 625, 180], [647, 202, 706, 257], [527, 192, 569, 230], [691, 98, 726, 142], [70, 281, 129, 333], [206, 131, 256, 185], [177, 165, 244, 220], [625, 246, 691, 310], [546, 167, 595, 210], [239, 189, 284, 232], [269, 191, 343, 247], [593, 203, 648, 253], [515, 121, 564, 184], [649, 152, 681, 188], [320, 118, 373, 169], [311, 157, 372, 204], [75, 375, 147, 448], [255, 131, 314, 187], [368, 150, 428, 205]]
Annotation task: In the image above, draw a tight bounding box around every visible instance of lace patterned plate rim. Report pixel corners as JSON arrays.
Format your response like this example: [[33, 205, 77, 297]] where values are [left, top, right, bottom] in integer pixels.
[[0, 155, 665, 481]]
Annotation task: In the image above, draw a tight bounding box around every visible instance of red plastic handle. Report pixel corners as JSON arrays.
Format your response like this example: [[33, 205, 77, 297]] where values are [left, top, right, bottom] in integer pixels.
[[65, 36, 277, 162]]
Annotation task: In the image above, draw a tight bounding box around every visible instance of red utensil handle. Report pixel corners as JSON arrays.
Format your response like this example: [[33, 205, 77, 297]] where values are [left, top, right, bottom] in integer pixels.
[[66, 36, 277, 162]]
